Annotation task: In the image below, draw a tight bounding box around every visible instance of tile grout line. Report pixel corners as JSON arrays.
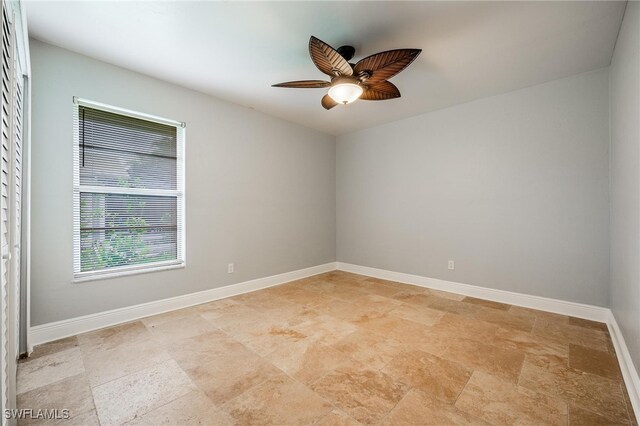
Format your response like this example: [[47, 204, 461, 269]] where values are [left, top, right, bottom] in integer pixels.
[[374, 381, 415, 425], [80, 337, 170, 389], [78, 346, 102, 426], [452, 369, 474, 407], [97, 361, 196, 425], [618, 380, 636, 425]]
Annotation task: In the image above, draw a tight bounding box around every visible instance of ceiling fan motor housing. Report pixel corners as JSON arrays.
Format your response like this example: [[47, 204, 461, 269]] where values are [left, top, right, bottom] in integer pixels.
[[331, 75, 361, 86], [337, 45, 356, 61]]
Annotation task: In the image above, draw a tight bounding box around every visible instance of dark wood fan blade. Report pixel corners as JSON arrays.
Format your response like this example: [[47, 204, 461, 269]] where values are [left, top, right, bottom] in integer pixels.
[[354, 49, 421, 84], [321, 94, 338, 110], [309, 36, 353, 77], [272, 80, 331, 88], [361, 81, 401, 101]]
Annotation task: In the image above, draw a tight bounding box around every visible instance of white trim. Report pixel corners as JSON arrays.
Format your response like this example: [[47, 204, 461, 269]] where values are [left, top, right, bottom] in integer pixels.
[[607, 311, 640, 418], [72, 101, 80, 278], [71, 100, 186, 280], [72, 260, 185, 283], [176, 122, 186, 267], [74, 186, 183, 197], [73, 97, 184, 128], [28, 262, 336, 348], [16, 0, 31, 358], [336, 262, 609, 322]]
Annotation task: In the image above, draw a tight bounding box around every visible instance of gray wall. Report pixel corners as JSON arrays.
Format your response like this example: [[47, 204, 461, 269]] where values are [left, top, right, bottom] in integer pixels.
[[337, 69, 610, 307], [30, 40, 336, 325], [31, 35, 618, 326], [610, 2, 640, 371]]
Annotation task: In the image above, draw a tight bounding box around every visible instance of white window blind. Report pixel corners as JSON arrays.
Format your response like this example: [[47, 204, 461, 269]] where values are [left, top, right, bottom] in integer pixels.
[[73, 99, 185, 280]]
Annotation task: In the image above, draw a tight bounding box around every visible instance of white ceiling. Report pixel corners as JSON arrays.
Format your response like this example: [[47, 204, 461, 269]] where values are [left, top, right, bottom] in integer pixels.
[[26, 1, 625, 136]]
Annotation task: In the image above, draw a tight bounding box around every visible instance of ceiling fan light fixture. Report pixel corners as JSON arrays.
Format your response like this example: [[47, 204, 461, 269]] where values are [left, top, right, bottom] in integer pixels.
[[272, 36, 421, 110], [328, 82, 363, 105]]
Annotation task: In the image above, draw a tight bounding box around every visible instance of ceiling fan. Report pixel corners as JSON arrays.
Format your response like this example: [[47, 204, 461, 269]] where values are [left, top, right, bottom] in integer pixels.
[[273, 36, 421, 110]]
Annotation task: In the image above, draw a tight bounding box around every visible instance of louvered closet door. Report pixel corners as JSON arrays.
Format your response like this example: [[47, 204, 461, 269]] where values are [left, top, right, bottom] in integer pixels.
[[0, 0, 15, 420]]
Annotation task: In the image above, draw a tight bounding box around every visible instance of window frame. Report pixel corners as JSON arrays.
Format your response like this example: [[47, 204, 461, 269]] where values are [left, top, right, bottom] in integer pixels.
[[72, 97, 186, 283]]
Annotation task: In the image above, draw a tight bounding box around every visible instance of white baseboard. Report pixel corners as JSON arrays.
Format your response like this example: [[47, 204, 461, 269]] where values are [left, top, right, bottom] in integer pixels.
[[607, 311, 640, 418], [30, 260, 610, 346], [336, 262, 609, 322], [28, 262, 337, 349]]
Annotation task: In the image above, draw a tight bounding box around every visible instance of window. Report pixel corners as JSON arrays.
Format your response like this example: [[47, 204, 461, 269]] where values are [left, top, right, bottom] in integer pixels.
[[72, 98, 185, 281]]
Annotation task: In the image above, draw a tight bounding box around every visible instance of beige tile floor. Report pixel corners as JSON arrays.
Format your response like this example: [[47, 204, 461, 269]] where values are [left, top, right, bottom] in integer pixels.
[[18, 271, 637, 425]]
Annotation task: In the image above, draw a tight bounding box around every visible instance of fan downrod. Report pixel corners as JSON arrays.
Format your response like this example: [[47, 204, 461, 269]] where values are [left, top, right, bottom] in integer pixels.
[[337, 45, 355, 61]]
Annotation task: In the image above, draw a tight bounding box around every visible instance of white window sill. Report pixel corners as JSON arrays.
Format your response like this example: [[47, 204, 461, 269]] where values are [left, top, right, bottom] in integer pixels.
[[73, 261, 185, 284]]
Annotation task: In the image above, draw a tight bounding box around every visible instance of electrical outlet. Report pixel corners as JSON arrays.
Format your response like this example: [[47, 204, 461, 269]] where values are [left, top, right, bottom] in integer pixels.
[[227, 263, 234, 273], [448, 260, 455, 270]]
